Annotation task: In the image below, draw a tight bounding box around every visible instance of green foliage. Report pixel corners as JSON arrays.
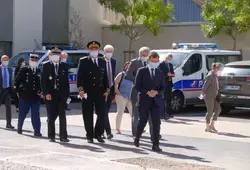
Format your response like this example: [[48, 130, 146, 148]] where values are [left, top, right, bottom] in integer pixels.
[[201, 0, 250, 48], [98, 0, 174, 49]]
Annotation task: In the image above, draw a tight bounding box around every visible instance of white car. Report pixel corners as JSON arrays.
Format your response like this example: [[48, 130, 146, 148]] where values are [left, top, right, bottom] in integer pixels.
[[153, 43, 242, 112], [9, 49, 104, 98]]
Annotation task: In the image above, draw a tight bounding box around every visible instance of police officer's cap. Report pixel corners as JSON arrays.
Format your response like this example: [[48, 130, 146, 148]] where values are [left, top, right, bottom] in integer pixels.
[[87, 41, 101, 49], [30, 53, 39, 59], [49, 46, 64, 54]]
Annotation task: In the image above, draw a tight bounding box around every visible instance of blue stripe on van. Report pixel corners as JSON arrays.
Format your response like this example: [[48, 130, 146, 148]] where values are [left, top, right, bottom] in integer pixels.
[[173, 79, 204, 91]]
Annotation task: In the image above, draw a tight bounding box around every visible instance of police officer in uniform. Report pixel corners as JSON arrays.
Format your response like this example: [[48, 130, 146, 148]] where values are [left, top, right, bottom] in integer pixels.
[[77, 41, 109, 143], [15, 54, 42, 136], [41, 46, 70, 142]]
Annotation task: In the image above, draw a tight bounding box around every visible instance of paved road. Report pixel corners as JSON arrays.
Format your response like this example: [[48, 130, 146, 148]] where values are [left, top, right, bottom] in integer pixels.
[[0, 102, 250, 169]]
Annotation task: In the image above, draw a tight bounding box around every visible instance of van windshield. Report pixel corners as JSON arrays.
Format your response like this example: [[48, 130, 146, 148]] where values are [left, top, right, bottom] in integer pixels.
[[157, 52, 189, 69], [9, 52, 45, 67]]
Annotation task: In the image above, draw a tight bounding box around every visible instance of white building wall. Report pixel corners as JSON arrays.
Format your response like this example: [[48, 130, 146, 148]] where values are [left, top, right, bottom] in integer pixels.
[[12, 0, 43, 56]]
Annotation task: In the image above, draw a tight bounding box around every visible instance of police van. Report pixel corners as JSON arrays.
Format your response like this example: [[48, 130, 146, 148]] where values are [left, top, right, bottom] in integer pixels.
[[9, 46, 104, 97], [153, 43, 242, 112]]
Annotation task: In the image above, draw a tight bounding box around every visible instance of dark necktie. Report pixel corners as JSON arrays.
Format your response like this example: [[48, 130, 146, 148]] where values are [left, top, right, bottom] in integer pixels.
[[151, 68, 154, 80], [107, 61, 112, 88], [144, 62, 147, 66]]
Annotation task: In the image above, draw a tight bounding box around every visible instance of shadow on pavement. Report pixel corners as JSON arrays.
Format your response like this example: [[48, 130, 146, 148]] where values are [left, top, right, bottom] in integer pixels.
[[94, 142, 149, 155], [174, 118, 204, 123], [218, 132, 250, 138], [59, 142, 105, 153], [165, 119, 193, 125]]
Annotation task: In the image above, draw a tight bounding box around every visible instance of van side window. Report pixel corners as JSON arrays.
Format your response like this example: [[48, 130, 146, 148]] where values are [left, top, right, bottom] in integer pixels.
[[183, 54, 202, 75], [206, 55, 241, 70]]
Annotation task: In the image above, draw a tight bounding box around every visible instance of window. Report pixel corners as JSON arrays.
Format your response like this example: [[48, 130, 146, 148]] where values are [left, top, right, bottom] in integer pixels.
[[157, 52, 188, 69], [67, 53, 89, 68], [9, 52, 45, 67], [206, 55, 242, 70], [183, 54, 202, 75], [221, 66, 250, 76]]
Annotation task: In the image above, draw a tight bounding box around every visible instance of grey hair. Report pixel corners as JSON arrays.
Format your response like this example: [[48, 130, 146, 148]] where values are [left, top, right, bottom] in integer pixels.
[[139, 46, 150, 54], [103, 44, 114, 51], [166, 53, 173, 57]]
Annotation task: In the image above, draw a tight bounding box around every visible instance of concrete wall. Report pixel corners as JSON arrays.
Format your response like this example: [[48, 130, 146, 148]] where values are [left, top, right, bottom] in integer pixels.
[[0, 0, 13, 41], [43, 0, 69, 44], [102, 23, 250, 71], [69, 0, 110, 47], [12, 0, 43, 56]]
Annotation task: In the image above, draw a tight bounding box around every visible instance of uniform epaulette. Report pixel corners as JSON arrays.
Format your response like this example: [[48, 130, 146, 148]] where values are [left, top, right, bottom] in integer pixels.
[[80, 56, 88, 60], [43, 60, 51, 64], [99, 56, 105, 60]]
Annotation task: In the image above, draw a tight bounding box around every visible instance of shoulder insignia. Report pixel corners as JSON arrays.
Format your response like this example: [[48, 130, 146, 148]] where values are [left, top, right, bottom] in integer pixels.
[[80, 56, 88, 60]]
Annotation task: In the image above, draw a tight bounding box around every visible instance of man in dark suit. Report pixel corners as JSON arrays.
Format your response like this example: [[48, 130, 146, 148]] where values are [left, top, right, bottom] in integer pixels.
[[77, 41, 109, 143], [125, 47, 150, 137], [134, 51, 165, 152], [158, 53, 175, 119], [15, 54, 42, 136], [102, 44, 116, 140], [41, 46, 70, 143], [0, 55, 14, 129]]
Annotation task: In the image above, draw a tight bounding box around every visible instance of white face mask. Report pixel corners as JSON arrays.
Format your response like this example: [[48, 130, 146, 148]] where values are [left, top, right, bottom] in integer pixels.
[[90, 51, 99, 58], [105, 53, 113, 59], [2, 61, 8, 67], [148, 62, 160, 69], [61, 58, 67, 63], [29, 61, 38, 68], [141, 57, 148, 62], [50, 55, 60, 63], [21, 62, 26, 67]]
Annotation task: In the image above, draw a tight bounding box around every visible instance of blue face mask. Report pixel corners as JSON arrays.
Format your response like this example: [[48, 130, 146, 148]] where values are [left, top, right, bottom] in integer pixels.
[[148, 62, 159, 69]]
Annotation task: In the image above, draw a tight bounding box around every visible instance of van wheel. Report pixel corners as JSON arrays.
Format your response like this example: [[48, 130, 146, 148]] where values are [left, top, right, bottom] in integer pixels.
[[171, 92, 184, 113], [221, 105, 234, 115]]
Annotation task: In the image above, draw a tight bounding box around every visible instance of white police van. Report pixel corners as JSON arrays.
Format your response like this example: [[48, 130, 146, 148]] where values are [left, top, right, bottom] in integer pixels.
[[9, 47, 104, 97], [153, 43, 242, 112]]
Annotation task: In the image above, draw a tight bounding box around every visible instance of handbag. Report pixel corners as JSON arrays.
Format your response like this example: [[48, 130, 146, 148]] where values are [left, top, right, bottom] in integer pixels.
[[216, 93, 222, 103]]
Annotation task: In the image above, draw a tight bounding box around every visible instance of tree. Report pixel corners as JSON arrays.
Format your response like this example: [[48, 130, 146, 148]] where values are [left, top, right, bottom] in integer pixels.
[[67, 6, 86, 49], [98, 0, 174, 54], [201, 0, 250, 49]]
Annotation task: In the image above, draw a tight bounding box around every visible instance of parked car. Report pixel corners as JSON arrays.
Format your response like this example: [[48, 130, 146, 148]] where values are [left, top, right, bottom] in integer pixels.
[[219, 60, 250, 114]]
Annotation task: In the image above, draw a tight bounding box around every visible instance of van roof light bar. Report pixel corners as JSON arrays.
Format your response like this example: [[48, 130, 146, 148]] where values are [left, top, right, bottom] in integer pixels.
[[177, 43, 218, 49]]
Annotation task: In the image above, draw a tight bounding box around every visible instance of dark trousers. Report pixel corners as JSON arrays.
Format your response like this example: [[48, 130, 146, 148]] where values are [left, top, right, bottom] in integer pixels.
[[103, 91, 114, 135], [46, 92, 68, 140], [164, 84, 173, 115], [0, 88, 12, 125], [13, 92, 19, 109], [136, 98, 161, 145], [82, 94, 105, 139], [18, 98, 41, 133]]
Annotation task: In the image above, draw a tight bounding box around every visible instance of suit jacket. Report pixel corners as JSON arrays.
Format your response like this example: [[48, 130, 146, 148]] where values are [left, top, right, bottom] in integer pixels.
[[77, 56, 109, 96], [158, 61, 174, 87], [0, 65, 13, 94], [15, 66, 41, 100], [41, 61, 70, 99], [135, 67, 165, 107], [125, 58, 144, 101], [202, 72, 218, 99]]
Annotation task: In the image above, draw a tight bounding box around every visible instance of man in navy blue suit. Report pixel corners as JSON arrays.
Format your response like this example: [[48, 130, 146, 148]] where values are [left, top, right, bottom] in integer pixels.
[[134, 51, 165, 152]]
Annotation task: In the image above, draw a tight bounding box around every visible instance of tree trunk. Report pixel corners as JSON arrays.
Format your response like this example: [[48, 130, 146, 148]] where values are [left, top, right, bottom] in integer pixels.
[[233, 38, 236, 50], [128, 38, 133, 60]]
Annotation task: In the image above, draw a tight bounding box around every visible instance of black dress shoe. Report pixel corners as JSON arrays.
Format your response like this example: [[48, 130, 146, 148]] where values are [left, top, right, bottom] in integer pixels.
[[17, 129, 22, 134], [6, 125, 15, 129], [102, 135, 106, 139], [34, 133, 42, 137], [152, 145, 162, 152], [87, 138, 94, 143], [134, 138, 140, 147], [60, 138, 69, 143], [107, 134, 113, 140], [96, 136, 105, 143], [49, 138, 56, 142]]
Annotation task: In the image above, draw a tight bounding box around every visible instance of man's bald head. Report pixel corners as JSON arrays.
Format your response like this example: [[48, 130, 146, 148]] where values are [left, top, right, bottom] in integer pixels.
[[1, 55, 9, 62]]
